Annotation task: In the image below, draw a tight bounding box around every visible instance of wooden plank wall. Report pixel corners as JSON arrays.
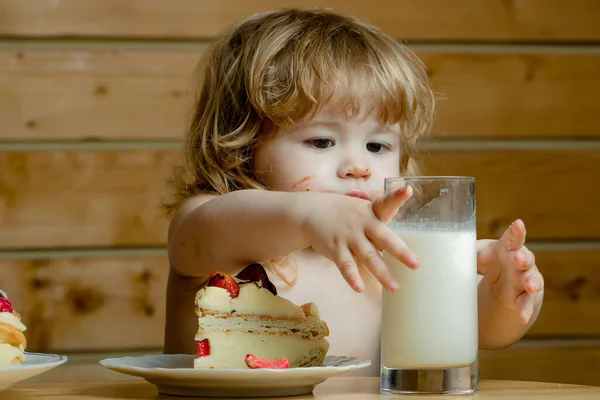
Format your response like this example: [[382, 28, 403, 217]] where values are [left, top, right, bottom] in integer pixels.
[[2, 0, 600, 385]]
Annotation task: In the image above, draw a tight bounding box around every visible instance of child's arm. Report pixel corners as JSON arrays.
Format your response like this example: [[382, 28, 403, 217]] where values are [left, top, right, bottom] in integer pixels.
[[167, 188, 420, 291], [475, 220, 545, 349], [168, 190, 309, 278]]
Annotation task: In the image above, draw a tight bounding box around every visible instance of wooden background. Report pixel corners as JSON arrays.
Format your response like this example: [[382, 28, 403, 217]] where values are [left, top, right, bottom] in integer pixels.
[[2, 0, 600, 385]]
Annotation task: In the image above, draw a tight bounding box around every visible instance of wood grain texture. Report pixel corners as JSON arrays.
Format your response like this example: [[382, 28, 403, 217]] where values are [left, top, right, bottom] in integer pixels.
[[0, 50, 195, 140], [0, 256, 168, 352], [2, 50, 600, 140], [0, 151, 176, 248], [421, 52, 600, 139], [1, 0, 599, 41], [480, 342, 600, 387], [527, 249, 600, 337], [0, 248, 598, 353], [421, 149, 600, 240]]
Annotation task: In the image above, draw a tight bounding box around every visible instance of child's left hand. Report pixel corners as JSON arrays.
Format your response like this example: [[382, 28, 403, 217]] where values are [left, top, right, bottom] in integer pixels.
[[476, 219, 544, 325]]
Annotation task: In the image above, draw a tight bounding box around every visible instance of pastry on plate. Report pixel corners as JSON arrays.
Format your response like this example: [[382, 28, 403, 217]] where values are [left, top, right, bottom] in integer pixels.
[[0, 290, 27, 366], [194, 264, 329, 369]]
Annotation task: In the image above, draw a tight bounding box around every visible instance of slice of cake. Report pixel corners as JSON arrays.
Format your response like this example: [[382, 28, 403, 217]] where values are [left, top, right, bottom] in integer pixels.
[[194, 264, 329, 369], [0, 290, 27, 366]]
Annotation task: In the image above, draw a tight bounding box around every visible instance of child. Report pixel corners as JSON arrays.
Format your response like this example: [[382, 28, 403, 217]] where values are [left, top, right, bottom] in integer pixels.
[[162, 8, 544, 374]]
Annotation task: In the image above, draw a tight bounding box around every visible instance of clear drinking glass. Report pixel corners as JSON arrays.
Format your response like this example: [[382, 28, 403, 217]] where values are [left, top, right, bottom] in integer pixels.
[[380, 176, 479, 395]]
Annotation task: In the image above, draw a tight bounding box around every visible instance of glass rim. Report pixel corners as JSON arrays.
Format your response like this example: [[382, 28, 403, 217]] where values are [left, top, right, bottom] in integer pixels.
[[385, 176, 475, 182]]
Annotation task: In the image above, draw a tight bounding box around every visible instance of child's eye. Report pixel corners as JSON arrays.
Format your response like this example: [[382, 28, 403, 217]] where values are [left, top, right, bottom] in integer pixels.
[[306, 138, 334, 149], [366, 142, 390, 153]]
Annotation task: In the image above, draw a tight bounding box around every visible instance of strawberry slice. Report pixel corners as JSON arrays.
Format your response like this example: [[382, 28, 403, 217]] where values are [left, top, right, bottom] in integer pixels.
[[207, 271, 240, 298], [0, 296, 13, 313], [235, 264, 277, 295], [245, 354, 290, 369], [197, 339, 211, 357]]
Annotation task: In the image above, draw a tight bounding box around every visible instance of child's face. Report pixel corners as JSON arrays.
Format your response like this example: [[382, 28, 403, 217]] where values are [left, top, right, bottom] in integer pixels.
[[254, 106, 401, 200]]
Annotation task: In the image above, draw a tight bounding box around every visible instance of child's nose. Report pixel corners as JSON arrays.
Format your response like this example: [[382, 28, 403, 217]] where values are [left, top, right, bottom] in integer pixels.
[[341, 165, 372, 179]]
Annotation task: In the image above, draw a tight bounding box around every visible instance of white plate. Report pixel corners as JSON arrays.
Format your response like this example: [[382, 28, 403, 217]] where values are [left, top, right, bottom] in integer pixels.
[[0, 352, 68, 392], [100, 354, 372, 397]]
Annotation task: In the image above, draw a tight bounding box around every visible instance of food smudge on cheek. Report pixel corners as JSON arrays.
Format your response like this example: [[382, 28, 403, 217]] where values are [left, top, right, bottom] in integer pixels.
[[291, 176, 317, 192], [289, 175, 342, 195]]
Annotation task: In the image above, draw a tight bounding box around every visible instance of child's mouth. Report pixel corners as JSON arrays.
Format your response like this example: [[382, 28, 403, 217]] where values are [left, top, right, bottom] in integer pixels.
[[345, 189, 371, 201]]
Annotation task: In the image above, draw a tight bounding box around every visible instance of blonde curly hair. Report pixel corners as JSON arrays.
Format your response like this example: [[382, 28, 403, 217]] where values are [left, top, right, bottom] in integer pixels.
[[164, 8, 435, 285]]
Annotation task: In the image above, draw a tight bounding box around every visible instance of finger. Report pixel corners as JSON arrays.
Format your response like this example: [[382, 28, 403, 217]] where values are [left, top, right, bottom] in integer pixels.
[[522, 270, 544, 295], [476, 239, 496, 254], [372, 185, 413, 223], [498, 219, 527, 252], [476, 239, 498, 276], [368, 225, 420, 270], [512, 247, 536, 271], [333, 246, 365, 292], [351, 238, 398, 292], [369, 237, 383, 252], [515, 291, 535, 324]]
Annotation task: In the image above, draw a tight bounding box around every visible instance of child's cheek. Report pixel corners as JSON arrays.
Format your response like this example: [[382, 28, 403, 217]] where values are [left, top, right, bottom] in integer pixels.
[[291, 176, 316, 191]]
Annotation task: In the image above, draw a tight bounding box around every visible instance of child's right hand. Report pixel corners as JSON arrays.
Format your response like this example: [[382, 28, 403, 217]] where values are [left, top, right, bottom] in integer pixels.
[[299, 186, 420, 293]]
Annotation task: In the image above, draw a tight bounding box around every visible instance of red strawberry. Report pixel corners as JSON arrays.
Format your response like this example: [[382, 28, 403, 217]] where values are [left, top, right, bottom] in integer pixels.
[[235, 264, 277, 295], [197, 339, 211, 357], [0, 297, 13, 313], [207, 271, 240, 298], [245, 354, 290, 369]]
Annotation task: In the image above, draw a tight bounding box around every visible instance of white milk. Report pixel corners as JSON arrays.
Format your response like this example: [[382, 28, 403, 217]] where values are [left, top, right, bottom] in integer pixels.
[[381, 228, 478, 369]]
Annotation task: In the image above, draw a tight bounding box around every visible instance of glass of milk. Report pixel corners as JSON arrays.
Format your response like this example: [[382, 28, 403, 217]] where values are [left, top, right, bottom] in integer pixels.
[[380, 176, 479, 395]]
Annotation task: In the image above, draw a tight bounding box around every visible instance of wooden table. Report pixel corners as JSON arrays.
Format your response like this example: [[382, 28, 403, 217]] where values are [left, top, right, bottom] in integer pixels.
[[4, 378, 600, 399]]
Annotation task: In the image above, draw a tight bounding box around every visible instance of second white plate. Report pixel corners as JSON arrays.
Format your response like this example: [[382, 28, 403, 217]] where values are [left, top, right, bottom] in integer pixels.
[[100, 354, 371, 397]]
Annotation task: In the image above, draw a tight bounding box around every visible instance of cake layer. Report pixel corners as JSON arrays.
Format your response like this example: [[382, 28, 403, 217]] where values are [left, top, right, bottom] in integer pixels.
[[0, 343, 24, 366], [196, 313, 329, 340], [195, 284, 304, 317], [0, 312, 27, 332], [194, 330, 328, 368], [0, 322, 27, 348]]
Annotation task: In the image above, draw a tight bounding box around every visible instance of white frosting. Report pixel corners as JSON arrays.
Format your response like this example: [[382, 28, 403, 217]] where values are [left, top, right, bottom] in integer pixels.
[[0, 312, 27, 332], [0, 343, 24, 366], [195, 286, 234, 313], [196, 283, 305, 318]]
